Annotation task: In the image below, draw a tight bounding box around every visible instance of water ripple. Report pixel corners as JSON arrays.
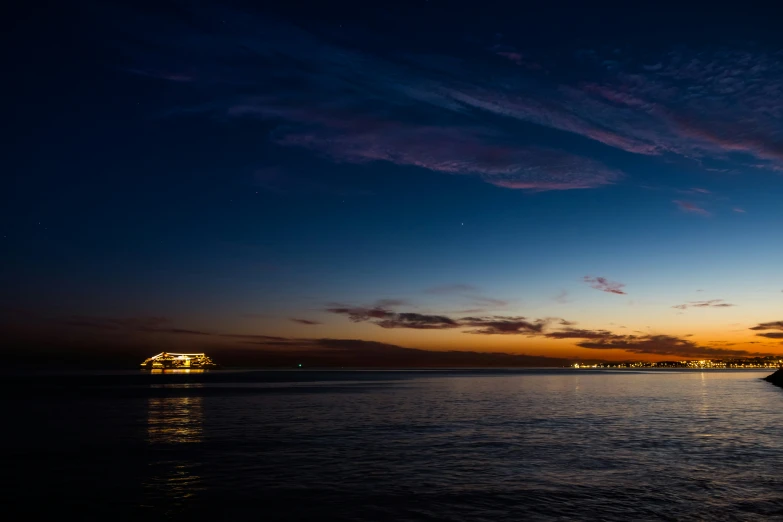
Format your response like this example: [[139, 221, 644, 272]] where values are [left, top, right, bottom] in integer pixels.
[[3, 370, 783, 521]]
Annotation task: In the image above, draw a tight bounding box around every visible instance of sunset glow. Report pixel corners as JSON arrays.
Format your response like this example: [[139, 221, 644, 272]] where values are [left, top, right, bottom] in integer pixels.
[[3, 2, 783, 368]]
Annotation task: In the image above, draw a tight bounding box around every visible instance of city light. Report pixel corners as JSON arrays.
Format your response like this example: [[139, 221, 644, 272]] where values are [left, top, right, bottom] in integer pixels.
[[572, 357, 783, 369]]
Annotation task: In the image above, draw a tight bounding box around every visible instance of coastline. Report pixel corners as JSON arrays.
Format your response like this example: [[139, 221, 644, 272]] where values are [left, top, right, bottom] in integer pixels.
[[764, 368, 783, 387]]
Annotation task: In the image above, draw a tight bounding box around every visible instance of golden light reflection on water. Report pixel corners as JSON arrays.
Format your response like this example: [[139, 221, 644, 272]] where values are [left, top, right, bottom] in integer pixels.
[[149, 368, 205, 375], [147, 390, 204, 444], [143, 386, 205, 510]]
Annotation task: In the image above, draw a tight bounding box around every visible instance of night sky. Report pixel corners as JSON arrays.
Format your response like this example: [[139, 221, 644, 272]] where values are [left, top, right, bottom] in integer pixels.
[[4, 1, 783, 366]]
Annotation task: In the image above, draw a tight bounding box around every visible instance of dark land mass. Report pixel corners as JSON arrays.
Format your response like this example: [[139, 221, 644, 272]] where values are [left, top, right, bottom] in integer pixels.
[[764, 368, 783, 387]]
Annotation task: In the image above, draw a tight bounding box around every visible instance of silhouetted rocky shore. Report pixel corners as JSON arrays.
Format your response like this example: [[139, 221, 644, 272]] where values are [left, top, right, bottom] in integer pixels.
[[764, 368, 783, 387]]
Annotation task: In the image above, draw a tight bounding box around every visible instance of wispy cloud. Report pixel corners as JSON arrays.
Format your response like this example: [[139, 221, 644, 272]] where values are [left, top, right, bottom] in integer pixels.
[[327, 306, 459, 330], [750, 321, 783, 331], [583, 276, 626, 295], [376, 313, 461, 330], [325, 306, 396, 323], [15, 308, 780, 363], [567, 48, 783, 172], [750, 321, 783, 339], [672, 299, 736, 310], [461, 316, 550, 335], [275, 126, 621, 191], [545, 328, 624, 340], [114, 6, 627, 191], [115, 2, 783, 196], [673, 200, 710, 216], [755, 332, 783, 339], [290, 318, 322, 325], [324, 301, 775, 357]]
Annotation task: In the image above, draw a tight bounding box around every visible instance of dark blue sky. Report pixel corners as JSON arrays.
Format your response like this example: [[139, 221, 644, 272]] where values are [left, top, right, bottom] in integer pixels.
[[3, 1, 783, 365]]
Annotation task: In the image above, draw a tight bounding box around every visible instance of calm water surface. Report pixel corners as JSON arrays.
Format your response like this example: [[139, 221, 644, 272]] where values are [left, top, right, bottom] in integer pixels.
[[3, 369, 782, 521]]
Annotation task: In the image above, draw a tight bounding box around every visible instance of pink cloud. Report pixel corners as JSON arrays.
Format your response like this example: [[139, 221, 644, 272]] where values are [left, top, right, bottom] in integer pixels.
[[129, 11, 783, 183], [583, 276, 626, 295], [673, 200, 710, 216], [272, 120, 620, 191], [496, 51, 524, 65]]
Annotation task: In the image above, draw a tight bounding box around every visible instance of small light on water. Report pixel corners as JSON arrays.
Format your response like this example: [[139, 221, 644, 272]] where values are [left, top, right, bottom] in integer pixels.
[[298, 364, 302, 368]]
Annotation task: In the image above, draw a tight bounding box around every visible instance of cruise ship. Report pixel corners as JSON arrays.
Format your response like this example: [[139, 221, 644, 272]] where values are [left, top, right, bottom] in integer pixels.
[[140, 352, 218, 370]]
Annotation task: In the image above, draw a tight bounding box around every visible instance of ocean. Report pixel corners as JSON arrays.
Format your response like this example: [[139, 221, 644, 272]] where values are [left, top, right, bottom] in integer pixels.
[[3, 369, 782, 521]]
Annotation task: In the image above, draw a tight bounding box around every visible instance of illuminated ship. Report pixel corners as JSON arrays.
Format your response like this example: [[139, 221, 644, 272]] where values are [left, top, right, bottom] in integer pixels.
[[140, 352, 218, 370]]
